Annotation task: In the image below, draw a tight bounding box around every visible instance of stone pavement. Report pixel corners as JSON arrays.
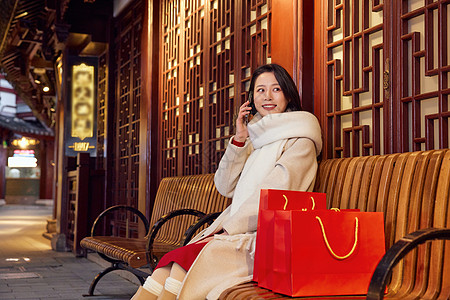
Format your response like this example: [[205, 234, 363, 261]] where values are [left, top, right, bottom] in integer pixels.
[[0, 204, 139, 300]]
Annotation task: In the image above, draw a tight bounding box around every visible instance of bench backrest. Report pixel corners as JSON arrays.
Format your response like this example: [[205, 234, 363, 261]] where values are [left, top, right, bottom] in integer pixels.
[[314, 149, 450, 298], [150, 174, 231, 246]]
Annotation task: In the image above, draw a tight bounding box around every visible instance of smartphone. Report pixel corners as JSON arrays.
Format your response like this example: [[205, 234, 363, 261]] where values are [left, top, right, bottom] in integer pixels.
[[245, 91, 253, 124]]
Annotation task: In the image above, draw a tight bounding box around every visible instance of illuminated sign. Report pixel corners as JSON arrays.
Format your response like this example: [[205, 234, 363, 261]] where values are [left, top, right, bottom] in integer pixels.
[[71, 63, 94, 141], [8, 149, 37, 167], [65, 57, 98, 157], [8, 157, 37, 167], [14, 150, 35, 155]]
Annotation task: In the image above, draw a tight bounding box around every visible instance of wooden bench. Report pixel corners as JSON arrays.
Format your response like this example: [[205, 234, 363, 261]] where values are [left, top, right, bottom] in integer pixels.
[[219, 149, 450, 299], [80, 174, 231, 296]]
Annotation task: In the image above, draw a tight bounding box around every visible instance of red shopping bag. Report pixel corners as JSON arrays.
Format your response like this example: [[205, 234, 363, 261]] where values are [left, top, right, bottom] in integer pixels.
[[254, 209, 385, 297], [253, 189, 327, 282], [258, 189, 327, 211]]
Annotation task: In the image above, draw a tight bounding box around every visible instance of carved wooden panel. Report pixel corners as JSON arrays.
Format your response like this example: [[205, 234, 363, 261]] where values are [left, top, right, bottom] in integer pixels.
[[319, 0, 449, 158], [182, 0, 205, 175], [161, 0, 181, 177], [208, 1, 272, 172], [397, 0, 449, 151], [111, 1, 143, 235], [160, 0, 271, 178], [207, 0, 235, 173], [324, 0, 385, 158], [97, 52, 108, 170]]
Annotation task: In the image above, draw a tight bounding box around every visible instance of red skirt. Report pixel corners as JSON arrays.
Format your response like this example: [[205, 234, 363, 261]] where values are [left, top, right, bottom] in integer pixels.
[[155, 240, 209, 271]]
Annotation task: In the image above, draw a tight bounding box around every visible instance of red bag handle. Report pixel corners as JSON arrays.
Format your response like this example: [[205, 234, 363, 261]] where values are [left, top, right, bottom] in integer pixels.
[[316, 216, 359, 260], [283, 195, 315, 211]]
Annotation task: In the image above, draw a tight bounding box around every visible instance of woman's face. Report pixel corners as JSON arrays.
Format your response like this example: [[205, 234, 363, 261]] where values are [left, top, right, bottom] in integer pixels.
[[253, 72, 288, 117]]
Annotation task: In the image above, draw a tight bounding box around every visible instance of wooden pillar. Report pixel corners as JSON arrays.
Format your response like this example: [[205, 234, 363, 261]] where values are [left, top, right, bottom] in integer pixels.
[[271, 0, 296, 76], [144, 0, 160, 221], [271, 0, 314, 113], [52, 49, 69, 251]]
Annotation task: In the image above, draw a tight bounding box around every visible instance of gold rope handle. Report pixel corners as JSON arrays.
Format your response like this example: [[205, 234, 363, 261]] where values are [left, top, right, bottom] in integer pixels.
[[315, 216, 359, 260], [283, 195, 316, 211], [330, 208, 340, 212], [283, 195, 289, 210]]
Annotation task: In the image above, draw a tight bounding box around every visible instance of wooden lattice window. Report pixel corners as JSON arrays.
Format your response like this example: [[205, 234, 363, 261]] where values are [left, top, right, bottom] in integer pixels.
[[97, 52, 108, 170], [160, 0, 272, 178], [397, 0, 449, 152], [323, 0, 385, 158], [111, 1, 143, 235], [317, 0, 449, 158]]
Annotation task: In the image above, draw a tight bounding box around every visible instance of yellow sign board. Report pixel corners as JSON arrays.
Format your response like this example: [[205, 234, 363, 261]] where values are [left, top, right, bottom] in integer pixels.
[[71, 63, 94, 141]]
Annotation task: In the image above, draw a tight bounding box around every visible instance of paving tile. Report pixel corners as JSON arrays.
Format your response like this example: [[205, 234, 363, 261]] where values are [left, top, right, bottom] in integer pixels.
[[0, 204, 139, 299]]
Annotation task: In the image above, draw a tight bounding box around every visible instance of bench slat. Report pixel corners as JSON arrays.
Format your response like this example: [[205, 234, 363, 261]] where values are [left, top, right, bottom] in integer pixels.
[[80, 236, 148, 268], [400, 151, 443, 298], [423, 150, 450, 299], [342, 156, 368, 209], [365, 155, 386, 212], [354, 155, 377, 211], [389, 151, 436, 298], [388, 151, 424, 296]]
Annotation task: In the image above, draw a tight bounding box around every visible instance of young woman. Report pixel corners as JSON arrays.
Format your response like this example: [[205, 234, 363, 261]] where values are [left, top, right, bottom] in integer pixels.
[[132, 63, 322, 300]]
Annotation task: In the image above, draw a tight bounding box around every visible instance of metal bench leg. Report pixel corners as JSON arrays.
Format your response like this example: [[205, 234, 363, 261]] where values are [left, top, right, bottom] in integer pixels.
[[84, 265, 121, 296], [83, 263, 147, 297], [134, 273, 146, 285]]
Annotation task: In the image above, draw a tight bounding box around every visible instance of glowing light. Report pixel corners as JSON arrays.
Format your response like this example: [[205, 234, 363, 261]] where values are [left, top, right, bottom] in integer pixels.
[[18, 137, 28, 148], [43, 86, 50, 92], [14, 11, 28, 19], [11, 137, 39, 148], [6, 258, 19, 262], [8, 157, 37, 167]]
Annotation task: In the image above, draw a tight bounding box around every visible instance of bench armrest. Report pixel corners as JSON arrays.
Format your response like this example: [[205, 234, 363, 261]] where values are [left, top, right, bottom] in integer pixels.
[[90, 205, 150, 236], [182, 212, 222, 246], [366, 227, 450, 300], [147, 208, 206, 254]]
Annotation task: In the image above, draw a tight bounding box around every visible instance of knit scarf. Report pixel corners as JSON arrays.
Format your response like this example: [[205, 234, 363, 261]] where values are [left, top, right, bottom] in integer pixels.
[[230, 111, 322, 216]]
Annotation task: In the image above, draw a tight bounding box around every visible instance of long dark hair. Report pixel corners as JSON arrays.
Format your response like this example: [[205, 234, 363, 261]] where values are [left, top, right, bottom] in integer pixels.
[[248, 64, 303, 115]]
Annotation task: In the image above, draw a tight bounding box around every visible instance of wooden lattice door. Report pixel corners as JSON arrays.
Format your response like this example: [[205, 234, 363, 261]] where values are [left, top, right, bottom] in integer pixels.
[[393, 0, 449, 152], [316, 0, 449, 158], [110, 1, 144, 235], [159, 0, 272, 178]]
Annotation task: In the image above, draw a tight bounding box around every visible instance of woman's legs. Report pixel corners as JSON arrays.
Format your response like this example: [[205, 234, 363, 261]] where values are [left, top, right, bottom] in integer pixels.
[[131, 263, 187, 300], [157, 263, 187, 300], [131, 265, 171, 300]]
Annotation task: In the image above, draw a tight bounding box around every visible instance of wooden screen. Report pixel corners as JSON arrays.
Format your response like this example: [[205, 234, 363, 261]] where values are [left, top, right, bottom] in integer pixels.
[[321, 0, 385, 158], [110, 0, 144, 235], [396, 0, 449, 152], [160, 0, 272, 178], [97, 52, 108, 170], [317, 0, 449, 158]]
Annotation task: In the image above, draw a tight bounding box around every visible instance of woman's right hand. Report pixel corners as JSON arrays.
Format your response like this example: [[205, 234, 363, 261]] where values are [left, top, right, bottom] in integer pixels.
[[235, 101, 252, 143]]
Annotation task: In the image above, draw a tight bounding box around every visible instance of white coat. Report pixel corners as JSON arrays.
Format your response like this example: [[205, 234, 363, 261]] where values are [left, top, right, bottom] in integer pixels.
[[178, 111, 322, 299]]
